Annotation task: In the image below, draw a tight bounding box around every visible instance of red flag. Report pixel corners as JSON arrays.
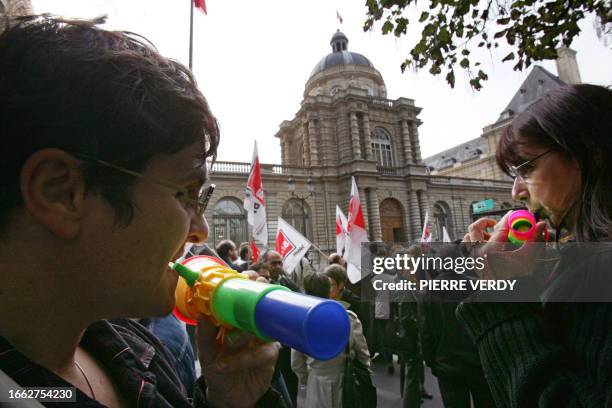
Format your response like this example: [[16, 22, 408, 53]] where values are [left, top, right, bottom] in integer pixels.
[[250, 240, 260, 263], [194, 0, 207, 14]]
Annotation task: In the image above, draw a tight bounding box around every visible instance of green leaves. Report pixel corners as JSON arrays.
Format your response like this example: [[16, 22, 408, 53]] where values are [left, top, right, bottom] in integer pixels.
[[363, 0, 611, 91]]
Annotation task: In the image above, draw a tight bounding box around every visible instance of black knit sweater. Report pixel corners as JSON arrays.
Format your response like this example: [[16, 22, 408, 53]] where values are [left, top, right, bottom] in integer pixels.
[[457, 245, 612, 407]]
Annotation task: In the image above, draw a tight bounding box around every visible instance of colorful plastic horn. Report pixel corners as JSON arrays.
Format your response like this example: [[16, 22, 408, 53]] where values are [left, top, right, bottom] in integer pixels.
[[507, 210, 537, 244], [172, 255, 350, 361]]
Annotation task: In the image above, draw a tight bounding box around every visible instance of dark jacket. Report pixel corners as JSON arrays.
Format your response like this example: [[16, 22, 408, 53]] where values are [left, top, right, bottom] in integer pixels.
[[0, 319, 283, 407], [457, 244, 612, 407]]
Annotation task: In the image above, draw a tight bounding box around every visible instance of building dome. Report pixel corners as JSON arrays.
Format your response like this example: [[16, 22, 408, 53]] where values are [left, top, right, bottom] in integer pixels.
[[309, 30, 376, 78]]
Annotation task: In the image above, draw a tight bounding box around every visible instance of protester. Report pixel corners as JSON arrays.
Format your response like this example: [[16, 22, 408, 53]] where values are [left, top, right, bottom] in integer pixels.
[[291, 273, 370, 408], [322, 264, 362, 317], [328, 252, 347, 267], [250, 261, 272, 282], [235, 242, 250, 269], [216, 239, 244, 271], [419, 244, 493, 408], [371, 248, 396, 374], [0, 15, 280, 407], [391, 245, 432, 407], [263, 250, 300, 292], [458, 84, 612, 406]]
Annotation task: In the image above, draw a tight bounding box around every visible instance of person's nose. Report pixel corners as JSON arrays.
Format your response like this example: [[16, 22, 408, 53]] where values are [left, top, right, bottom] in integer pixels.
[[511, 177, 529, 203], [187, 213, 209, 244]]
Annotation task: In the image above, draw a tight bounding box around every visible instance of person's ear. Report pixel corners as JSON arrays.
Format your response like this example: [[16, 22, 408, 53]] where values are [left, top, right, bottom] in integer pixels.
[[20, 148, 86, 239]]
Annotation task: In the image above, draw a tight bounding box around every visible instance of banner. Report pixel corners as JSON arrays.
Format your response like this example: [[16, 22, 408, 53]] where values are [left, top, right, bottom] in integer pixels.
[[276, 217, 312, 275], [244, 142, 268, 246], [250, 239, 260, 263], [336, 206, 348, 257], [442, 226, 451, 243], [344, 177, 368, 283]]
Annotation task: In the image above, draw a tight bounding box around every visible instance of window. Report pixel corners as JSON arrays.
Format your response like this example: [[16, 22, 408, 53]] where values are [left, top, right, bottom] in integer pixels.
[[433, 201, 453, 241], [212, 198, 247, 247], [371, 127, 393, 167], [282, 199, 311, 239]]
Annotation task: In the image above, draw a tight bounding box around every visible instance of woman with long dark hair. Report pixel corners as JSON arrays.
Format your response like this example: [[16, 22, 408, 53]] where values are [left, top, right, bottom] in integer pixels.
[[458, 84, 612, 406]]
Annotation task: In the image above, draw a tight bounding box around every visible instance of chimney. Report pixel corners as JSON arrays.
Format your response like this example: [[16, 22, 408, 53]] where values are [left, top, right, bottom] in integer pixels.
[[555, 47, 582, 84]]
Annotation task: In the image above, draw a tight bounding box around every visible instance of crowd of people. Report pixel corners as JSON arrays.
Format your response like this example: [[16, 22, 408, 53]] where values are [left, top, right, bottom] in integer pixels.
[[1, 13, 610, 408]]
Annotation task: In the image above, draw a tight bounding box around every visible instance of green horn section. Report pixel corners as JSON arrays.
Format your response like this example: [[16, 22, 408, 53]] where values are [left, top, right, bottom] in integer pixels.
[[212, 278, 290, 340]]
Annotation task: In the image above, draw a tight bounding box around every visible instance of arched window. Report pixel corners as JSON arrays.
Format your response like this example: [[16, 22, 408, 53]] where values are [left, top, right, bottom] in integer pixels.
[[371, 127, 393, 167], [212, 198, 247, 247], [433, 201, 453, 241], [282, 199, 311, 239]]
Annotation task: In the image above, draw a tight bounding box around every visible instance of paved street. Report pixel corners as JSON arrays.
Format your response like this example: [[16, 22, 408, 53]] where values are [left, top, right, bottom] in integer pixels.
[[371, 355, 444, 408], [196, 354, 445, 407]]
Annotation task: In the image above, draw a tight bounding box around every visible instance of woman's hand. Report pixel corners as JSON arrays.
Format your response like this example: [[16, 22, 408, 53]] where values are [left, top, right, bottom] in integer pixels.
[[197, 315, 280, 408], [463, 211, 548, 280]]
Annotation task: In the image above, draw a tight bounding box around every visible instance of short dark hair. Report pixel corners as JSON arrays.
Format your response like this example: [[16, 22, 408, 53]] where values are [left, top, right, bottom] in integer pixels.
[[238, 242, 250, 261], [496, 84, 612, 241], [249, 262, 268, 273], [328, 253, 343, 264], [215, 240, 236, 261], [323, 264, 347, 285], [303, 273, 331, 299], [0, 15, 219, 232]]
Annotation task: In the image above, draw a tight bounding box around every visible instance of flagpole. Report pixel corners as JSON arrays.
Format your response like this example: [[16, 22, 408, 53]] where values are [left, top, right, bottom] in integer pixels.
[[310, 242, 329, 261], [189, 0, 194, 70]]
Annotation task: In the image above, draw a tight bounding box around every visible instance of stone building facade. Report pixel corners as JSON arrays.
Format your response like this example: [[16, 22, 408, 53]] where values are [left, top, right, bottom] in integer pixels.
[[205, 31, 517, 267]]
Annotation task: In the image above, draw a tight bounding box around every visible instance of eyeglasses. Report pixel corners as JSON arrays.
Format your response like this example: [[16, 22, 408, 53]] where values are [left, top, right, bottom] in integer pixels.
[[508, 150, 553, 184], [74, 154, 215, 216]]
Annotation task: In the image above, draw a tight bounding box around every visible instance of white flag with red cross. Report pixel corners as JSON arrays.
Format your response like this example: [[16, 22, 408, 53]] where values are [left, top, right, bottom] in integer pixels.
[[275, 217, 312, 275], [344, 177, 368, 283], [244, 142, 268, 246], [336, 206, 348, 257]]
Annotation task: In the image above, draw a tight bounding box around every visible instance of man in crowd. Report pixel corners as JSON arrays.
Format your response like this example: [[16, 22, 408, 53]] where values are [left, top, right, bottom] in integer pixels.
[[234, 242, 250, 269], [263, 250, 300, 292], [0, 15, 280, 407], [216, 239, 245, 271], [328, 252, 347, 267]]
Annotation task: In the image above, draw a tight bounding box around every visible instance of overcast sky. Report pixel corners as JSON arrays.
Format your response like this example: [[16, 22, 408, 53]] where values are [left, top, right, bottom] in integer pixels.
[[32, 0, 612, 164]]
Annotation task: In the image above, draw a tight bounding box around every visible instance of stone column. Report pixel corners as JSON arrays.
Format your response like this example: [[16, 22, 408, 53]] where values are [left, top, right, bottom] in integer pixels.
[[363, 114, 374, 161], [280, 137, 287, 165], [402, 201, 414, 242], [410, 121, 422, 163], [308, 120, 319, 166], [349, 112, 362, 159], [401, 120, 413, 165], [409, 190, 421, 241], [366, 188, 382, 241], [303, 123, 311, 167], [418, 190, 430, 227]]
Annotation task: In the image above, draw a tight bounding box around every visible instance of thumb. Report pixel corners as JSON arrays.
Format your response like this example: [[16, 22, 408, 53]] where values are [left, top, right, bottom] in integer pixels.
[[488, 211, 512, 243]]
